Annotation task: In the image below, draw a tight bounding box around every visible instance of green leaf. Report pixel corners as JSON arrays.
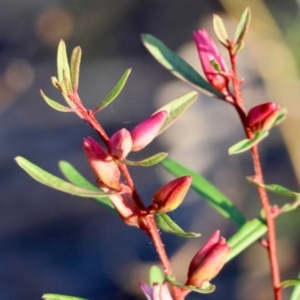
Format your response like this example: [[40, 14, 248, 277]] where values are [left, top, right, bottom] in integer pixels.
[[213, 14, 229, 47], [70, 46, 82, 92], [291, 272, 300, 300], [142, 34, 223, 97], [227, 217, 267, 261], [156, 91, 198, 134], [161, 158, 247, 227], [15, 156, 117, 198], [165, 275, 215, 294], [121, 152, 168, 167], [58, 161, 115, 213], [246, 177, 299, 197], [280, 279, 300, 289], [155, 213, 200, 238], [234, 7, 251, 44], [229, 130, 269, 155], [43, 294, 87, 300], [273, 107, 287, 126], [40, 90, 73, 112], [57, 40, 71, 84], [149, 265, 164, 286], [94, 69, 131, 113]]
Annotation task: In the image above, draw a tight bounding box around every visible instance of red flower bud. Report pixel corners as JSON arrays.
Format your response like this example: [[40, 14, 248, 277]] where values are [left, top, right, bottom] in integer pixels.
[[246, 102, 281, 132], [151, 176, 192, 213], [109, 128, 133, 160], [193, 29, 229, 94], [130, 111, 168, 152], [186, 230, 230, 288], [83, 137, 120, 190]]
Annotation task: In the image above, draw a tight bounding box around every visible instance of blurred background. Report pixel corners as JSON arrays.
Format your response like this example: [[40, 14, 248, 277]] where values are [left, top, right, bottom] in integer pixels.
[[1, 0, 300, 299]]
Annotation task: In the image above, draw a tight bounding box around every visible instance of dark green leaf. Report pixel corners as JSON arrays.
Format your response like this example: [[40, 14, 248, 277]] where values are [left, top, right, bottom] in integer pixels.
[[227, 217, 267, 261], [59, 161, 115, 213], [156, 91, 198, 134], [229, 130, 269, 155], [121, 152, 168, 167], [234, 7, 251, 45], [161, 158, 247, 226], [142, 34, 223, 97], [94, 69, 131, 113], [246, 177, 299, 197], [40, 90, 73, 112], [15, 156, 117, 198], [155, 213, 200, 238], [70, 46, 82, 92], [213, 14, 229, 47], [43, 294, 87, 300], [149, 265, 164, 286], [165, 275, 215, 294]]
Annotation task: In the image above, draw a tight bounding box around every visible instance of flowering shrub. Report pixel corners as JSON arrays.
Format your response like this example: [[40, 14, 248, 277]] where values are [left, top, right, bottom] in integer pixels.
[[15, 7, 300, 300]]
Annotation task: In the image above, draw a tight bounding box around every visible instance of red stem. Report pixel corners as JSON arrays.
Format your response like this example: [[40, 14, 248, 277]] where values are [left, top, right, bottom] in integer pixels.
[[229, 46, 282, 300]]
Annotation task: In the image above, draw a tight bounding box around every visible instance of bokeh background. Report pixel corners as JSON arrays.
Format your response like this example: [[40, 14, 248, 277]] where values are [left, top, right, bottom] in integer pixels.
[[1, 0, 300, 299]]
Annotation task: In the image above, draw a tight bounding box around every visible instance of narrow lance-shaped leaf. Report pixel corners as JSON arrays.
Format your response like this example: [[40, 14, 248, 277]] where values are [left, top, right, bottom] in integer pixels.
[[229, 130, 269, 155], [155, 213, 200, 238], [161, 158, 247, 227], [273, 107, 287, 126], [15, 156, 118, 198], [280, 279, 300, 290], [156, 91, 198, 134], [247, 177, 299, 197], [70, 46, 82, 92], [213, 14, 229, 46], [141, 34, 223, 97], [94, 69, 131, 113], [57, 40, 71, 83], [40, 90, 74, 112], [59, 161, 115, 213], [165, 275, 215, 294], [227, 217, 267, 261], [234, 7, 251, 44], [43, 294, 88, 300], [121, 152, 168, 167], [291, 272, 300, 300]]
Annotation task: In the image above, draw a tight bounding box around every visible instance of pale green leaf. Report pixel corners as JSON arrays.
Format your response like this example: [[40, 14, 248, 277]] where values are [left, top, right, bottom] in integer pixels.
[[156, 91, 198, 134], [155, 213, 200, 238], [43, 294, 87, 300], [234, 7, 251, 44], [142, 34, 223, 97], [40, 90, 73, 112], [70, 46, 82, 92], [213, 14, 229, 46], [15, 156, 117, 198], [57, 40, 71, 83], [229, 130, 269, 155], [149, 266, 164, 286], [291, 272, 300, 300], [273, 107, 287, 126], [94, 69, 131, 113], [121, 152, 168, 167]]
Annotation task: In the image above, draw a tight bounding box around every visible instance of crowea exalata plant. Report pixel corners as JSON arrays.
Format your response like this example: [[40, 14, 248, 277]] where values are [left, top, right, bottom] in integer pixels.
[[15, 7, 300, 300]]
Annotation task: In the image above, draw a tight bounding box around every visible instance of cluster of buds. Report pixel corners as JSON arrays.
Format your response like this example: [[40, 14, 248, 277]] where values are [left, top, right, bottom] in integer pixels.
[[246, 102, 281, 133], [185, 230, 230, 288], [193, 29, 229, 95]]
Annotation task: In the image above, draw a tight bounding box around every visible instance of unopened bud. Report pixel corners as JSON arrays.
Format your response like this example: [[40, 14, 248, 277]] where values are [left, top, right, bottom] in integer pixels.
[[193, 29, 229, 94], [186, 230, 230, 288], [246, 102, 280, 132], [109, 128, 133, 160], [151, 176, 192, 213], [83, 137, 120, 190], [130, 111, 168, 152]]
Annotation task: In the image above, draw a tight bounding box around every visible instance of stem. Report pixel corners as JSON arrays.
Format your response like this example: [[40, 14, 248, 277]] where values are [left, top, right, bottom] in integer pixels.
[[229, 45, 282, 300]]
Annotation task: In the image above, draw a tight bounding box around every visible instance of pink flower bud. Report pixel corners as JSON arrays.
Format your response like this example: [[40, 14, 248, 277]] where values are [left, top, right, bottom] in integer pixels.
[[83, 137, 121, 190], [109, 194, 140, 227], [151, 176, 192, 213], [186, 230, 230, 288], [246, 102, 281, 132], [130, 111, 168, 152], [193, 29, 229, 93], [109, 128, 133, 160], [139, 282, 173, 300]]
